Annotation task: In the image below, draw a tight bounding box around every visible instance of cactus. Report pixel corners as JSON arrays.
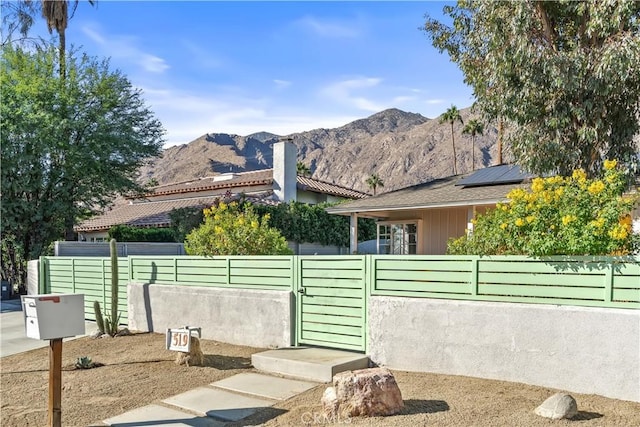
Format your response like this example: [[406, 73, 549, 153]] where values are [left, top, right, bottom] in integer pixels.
[[109, 238, 119, 334], [94, 301, 105, 334], [93, 240, 121, 337]]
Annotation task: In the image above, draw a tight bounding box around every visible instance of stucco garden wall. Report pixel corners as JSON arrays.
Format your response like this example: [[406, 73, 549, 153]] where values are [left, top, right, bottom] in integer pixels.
[[368, 296, 640, 402]]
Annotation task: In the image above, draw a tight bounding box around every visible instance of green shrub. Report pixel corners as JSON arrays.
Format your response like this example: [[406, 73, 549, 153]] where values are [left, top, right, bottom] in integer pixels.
[[184, 202, 293, 256], [108, 225, 176, 242]]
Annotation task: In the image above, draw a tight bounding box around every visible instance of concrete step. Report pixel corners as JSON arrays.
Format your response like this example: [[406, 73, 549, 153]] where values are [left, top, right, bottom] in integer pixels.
[[252, 346, 370, 383]]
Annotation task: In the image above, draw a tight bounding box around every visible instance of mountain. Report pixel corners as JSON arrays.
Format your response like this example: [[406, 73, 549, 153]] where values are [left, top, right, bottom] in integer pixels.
[[138, 107, 500, 194]]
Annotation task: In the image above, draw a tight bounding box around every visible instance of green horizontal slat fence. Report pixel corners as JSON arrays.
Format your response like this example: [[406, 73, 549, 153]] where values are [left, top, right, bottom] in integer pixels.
[[41, 254, 638, 352], [130, 256, 294, 290], [371, 255, 640, 309], [42, 257, 129, 324]]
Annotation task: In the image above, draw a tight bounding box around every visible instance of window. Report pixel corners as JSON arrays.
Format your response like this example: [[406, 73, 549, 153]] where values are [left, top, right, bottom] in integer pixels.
[[377, 221, 419, 254]]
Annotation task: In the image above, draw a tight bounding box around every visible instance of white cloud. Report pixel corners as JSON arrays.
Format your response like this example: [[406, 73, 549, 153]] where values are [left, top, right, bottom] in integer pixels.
[[81, 24, 169, 74], [392, 95, 416, 104], [320, 77, 384, 112], [82, 26, 106, 44], [295, 15, 363, 38], [180, 40, 223, 69], [140, 54, 169, 73], [425, 99, 445, 105], [273, 79, 292, 89], [136, 84, 361, 146]]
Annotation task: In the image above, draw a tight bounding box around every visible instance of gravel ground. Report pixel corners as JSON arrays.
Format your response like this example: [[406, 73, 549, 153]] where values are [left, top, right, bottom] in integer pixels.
[[1, 332, 638, 426]]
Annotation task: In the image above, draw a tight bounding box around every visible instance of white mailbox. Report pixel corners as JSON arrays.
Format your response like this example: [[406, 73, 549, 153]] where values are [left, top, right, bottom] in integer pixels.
[[21, 294, 85, 340]]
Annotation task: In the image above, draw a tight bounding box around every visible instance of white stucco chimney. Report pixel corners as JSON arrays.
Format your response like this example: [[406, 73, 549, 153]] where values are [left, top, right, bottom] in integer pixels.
[[273, 140, 297, 203]]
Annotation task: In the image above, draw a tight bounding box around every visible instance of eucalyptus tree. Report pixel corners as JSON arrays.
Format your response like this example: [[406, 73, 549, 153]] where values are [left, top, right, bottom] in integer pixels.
[[439, 105, 464, 175], [366, 174, 384, 196], [424, 0, 640, 176], [1, 46, 164, 290], [462, 119, 484, 170]]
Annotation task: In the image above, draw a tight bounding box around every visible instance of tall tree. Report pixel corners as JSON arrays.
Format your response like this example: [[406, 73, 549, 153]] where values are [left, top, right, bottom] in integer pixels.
[[1, 45, 164, 290], [439, 105, 464, 175], [462, 119, 484, 171], [424, 1, 640, 177], [2, 1, 94, 78], [366, 174, 384, 196], [296, 161, 312, 177]]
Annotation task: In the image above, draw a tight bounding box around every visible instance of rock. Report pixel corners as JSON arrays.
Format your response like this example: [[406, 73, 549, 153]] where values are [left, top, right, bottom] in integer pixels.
[[175, 337, 204, 367], [115, 328, 132, 337], [89, 330, 103, 339], [321, 367, 404, 418], [534, 393, 578, 420]]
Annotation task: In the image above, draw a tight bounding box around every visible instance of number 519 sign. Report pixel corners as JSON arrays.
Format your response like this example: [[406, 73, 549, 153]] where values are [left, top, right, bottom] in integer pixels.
[[166, 326, 202, 352]]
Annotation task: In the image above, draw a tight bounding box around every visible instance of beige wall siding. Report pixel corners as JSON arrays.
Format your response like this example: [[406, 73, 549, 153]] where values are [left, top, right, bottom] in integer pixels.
[[381, 205, 498, 255], [421, 208, 468, 254]]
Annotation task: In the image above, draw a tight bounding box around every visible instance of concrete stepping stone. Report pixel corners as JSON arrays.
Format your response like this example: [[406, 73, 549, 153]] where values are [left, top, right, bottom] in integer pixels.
[[163, 386, 275, 422], [103, 404, 224, 426], [212, 372, 317, 401]]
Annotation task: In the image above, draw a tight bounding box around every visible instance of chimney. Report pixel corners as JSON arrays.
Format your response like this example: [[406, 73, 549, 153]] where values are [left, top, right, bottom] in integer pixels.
[[273, 140, 297, 202]]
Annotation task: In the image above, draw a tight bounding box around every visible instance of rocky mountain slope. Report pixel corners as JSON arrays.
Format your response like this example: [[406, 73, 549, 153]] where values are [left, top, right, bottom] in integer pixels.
[[139, 107, 501, 194]]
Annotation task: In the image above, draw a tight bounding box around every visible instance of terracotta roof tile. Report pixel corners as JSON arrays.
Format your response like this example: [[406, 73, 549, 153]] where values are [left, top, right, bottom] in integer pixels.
[[297, 176, 368, 199], [76, 193, 275, 232], [77, 168, 366, 232], [149, 169, 273, 197]]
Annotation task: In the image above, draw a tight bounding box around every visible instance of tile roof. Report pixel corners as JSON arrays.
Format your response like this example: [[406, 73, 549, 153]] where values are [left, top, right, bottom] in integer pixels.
[[326, 170, 529, 217], [75, 193, 275, 232], [150, 170, 273, 197], [297, 176, 368, 199], [76, 169, 367, 232], [143, 169, 368, 200]]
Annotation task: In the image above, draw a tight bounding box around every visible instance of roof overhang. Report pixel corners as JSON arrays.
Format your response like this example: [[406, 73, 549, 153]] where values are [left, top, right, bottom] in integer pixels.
[[326, 198, 508, 218]]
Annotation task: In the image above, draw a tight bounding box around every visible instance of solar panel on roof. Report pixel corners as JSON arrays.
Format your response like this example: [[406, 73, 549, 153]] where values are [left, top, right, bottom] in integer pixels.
[[456, 164, 533, 187]]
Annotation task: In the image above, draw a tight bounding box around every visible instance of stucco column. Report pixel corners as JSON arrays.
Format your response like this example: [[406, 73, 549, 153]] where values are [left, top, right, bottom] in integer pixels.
[[350, 213, 358, 254]]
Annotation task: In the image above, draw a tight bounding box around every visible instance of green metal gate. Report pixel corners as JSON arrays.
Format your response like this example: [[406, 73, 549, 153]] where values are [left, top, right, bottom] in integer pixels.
[[296, 256, 367, 352]]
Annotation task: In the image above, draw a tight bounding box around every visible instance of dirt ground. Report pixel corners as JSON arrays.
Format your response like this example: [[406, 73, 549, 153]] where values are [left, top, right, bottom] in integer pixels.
[[1, 332, 638, 427]]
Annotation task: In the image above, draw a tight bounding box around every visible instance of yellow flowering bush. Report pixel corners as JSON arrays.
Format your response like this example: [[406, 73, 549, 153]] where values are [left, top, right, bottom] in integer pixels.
[[185, 202, 293, 256], [448, 161, 638, 255]]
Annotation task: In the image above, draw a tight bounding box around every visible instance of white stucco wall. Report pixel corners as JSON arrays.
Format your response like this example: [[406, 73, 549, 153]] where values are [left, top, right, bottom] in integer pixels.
[[128, 283, 293, 348], [368, 296, 640, 402]]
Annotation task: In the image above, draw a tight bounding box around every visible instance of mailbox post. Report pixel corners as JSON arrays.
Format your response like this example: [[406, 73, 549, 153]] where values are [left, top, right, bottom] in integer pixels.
[[22, 294, 85, 427]]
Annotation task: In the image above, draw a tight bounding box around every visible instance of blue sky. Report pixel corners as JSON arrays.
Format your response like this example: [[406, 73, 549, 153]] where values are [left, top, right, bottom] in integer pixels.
[[34, 1, 473, 146]]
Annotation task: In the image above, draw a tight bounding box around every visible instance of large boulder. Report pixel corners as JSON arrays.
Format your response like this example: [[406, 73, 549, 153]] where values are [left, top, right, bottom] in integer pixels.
[[175, 337, 204, 367], [321, 367, 404, 418], [534, 393, 578, 420]]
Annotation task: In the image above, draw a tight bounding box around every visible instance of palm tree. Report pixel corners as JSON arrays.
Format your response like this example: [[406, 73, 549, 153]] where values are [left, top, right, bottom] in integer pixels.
[[5, 1, 94, 79], [439, 105, 464, 175], [366, 174, 384, 196], [462, 119, 484, 171], [296, 162, 312, 177]]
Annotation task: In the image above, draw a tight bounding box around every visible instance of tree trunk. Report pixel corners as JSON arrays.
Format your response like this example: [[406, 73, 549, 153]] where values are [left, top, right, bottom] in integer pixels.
[[451, 123, 457, 175], [471, 135, 475, 171], [58, 28, 65, 81], [497, 120, 503, 166]]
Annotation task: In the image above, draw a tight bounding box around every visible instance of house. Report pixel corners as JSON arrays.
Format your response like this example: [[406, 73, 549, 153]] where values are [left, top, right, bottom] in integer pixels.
[[327, 165, 533, 255], [75, 141, 368, 243], [328, 164, 640, 255]]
